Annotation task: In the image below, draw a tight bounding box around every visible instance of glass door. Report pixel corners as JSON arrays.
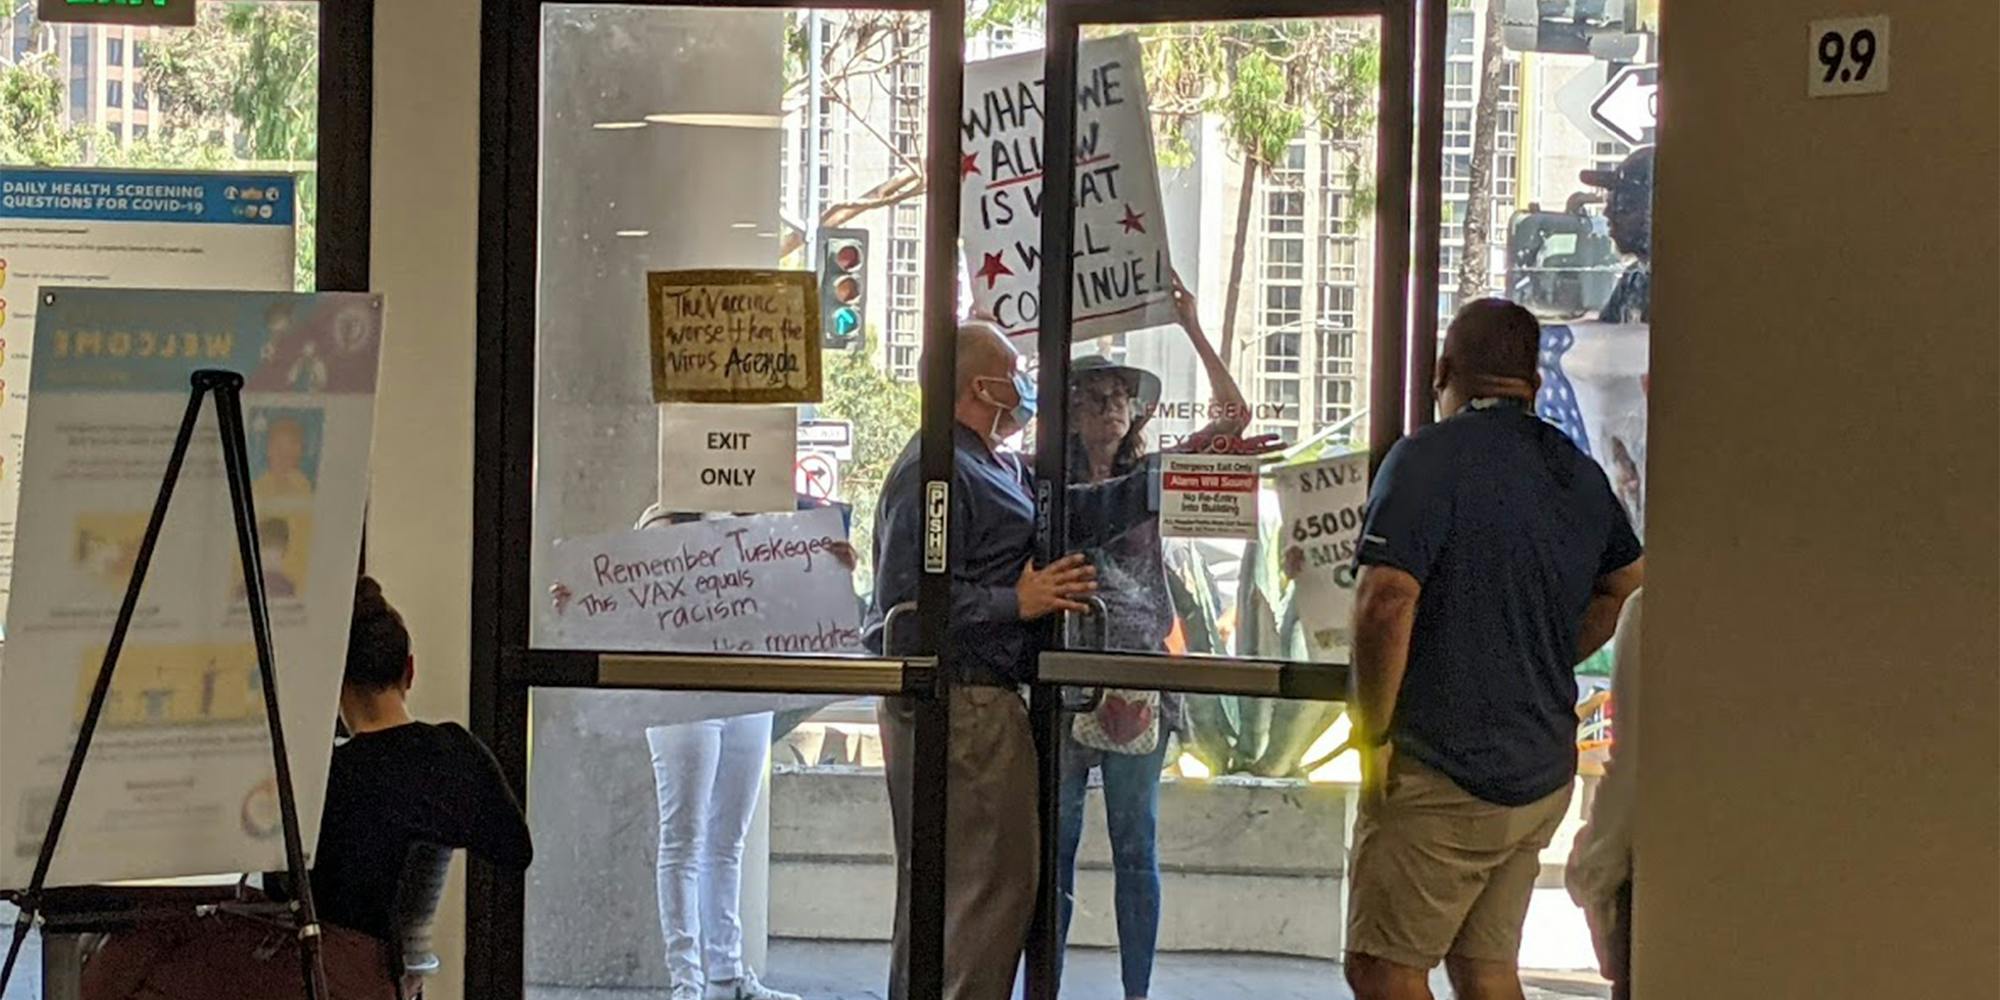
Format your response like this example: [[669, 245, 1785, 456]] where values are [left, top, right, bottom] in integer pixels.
[[473, 1, 965, 998], [1024, 0, 1416, 997]]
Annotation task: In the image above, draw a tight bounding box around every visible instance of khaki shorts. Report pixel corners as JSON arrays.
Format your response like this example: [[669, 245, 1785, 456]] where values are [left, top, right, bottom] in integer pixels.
[[1346, 752, 1573, 969]]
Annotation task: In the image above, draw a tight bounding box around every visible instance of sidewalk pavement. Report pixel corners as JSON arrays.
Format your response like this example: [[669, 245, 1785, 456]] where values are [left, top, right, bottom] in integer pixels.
[[530, 940, 1610, 1000]]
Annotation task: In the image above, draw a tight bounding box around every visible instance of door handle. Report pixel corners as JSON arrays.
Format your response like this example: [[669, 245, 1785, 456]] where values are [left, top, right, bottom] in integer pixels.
[[1062, 595, 1109, 713], [880, 600, 919, 658]]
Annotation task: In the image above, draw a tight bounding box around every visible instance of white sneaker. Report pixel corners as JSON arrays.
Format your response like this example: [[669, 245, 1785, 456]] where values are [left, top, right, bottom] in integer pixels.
[[706, 969, 801, 1000], [671, 981, 705, 1000]]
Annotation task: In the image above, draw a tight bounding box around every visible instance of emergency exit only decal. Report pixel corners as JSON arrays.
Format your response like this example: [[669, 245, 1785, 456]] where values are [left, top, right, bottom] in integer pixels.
[[1159, 454, 1260, 540]]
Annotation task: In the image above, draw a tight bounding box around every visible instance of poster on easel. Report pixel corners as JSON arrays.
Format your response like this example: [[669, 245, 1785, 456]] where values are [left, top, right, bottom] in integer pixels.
[[0, 287, 382, 886], [0, 167, 299, 629]]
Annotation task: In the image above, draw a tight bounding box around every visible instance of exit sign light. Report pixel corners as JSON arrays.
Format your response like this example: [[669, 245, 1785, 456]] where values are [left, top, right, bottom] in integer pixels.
[[39, 0, 197, 27]]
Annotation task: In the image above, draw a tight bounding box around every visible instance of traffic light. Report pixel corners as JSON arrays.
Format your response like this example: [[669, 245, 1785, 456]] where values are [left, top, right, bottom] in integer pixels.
[[817, 227, 868, 350]]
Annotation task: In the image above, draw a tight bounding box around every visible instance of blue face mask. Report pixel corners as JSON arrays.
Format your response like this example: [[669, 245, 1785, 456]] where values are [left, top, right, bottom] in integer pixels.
[[978, 371, 1038, 438]]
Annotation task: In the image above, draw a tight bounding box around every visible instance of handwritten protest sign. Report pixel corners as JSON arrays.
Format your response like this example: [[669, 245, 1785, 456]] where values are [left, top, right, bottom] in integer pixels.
[[1273, 452, 1369, 657], [648, 269, 822, 404], [548, 508, 862, 654], [1160, 454, 1259, 540], [960, 34, 1176, 343]]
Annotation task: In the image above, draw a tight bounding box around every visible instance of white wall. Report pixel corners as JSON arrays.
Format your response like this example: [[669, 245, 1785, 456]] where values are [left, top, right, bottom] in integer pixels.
[[367, 0, 481, 996], [1642, 1, 1999, 996]]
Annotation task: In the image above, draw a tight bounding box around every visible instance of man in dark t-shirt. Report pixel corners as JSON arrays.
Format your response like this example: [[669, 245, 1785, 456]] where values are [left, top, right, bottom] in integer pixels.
[[1343, 299, 1643, 1000]]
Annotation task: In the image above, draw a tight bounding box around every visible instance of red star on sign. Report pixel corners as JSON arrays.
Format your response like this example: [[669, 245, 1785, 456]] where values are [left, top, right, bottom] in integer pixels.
[[961, 152, 981, 178], [1119, 203, 1147, 234], [975, 251, 1014, 289]]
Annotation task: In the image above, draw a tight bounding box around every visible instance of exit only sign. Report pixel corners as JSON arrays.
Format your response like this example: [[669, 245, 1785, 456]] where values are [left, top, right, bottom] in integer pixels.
[[39, 0, 197, 27]]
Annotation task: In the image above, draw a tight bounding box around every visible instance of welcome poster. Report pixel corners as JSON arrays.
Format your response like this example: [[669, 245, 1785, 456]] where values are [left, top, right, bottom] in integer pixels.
[[0, 288, 382, 886]]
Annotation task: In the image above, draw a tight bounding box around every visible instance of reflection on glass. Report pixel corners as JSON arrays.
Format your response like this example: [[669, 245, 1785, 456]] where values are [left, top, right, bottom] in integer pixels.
[[533, 5, 933, 656], [528, 6, 937, 998]]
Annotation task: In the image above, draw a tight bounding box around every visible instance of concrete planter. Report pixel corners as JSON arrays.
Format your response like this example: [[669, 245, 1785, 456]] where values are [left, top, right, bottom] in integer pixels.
[[768, 767, 1356, 960], [522, 693, 1607, 993]]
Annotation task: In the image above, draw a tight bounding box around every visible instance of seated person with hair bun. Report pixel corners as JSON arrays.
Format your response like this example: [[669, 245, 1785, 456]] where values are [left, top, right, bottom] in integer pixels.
[[82, 577, 533, 1000]]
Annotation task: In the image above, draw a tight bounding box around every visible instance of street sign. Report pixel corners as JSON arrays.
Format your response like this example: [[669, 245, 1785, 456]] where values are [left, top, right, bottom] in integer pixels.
[[1589, 64, 1657, 148], [797, 419, 853, 460], [795, 451, 840, 501]]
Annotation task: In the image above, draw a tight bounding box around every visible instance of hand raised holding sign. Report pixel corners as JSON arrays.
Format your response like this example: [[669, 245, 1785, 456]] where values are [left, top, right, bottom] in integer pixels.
[[1166, 272, 1285, 458]]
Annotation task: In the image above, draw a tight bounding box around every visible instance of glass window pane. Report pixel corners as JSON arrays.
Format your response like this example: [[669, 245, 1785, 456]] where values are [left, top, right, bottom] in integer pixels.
[[526, 688, 901, 998], [1052, 14, 1381, 668], [1054, 687, 1597, 998], [1055, 695, 1357, 998], [532, 5, 933, 656], [1429, 2, 1659, 987], [0, 3, 318, 290]]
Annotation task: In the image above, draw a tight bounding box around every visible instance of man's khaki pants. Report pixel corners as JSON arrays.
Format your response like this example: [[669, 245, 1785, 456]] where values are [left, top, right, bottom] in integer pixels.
[[879, 686, 1039, 1000]]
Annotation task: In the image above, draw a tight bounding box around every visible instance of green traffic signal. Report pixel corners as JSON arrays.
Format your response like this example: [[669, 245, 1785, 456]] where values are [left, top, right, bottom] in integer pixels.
[[831, 306, 861, 338]]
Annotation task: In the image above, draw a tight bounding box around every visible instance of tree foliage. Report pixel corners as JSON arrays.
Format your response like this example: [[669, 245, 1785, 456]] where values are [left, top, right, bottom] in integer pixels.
[[0, 5, 320, 289], [813, 329, 921, 593], [0, 53, 92, 166], [144, 3, 319, 288]]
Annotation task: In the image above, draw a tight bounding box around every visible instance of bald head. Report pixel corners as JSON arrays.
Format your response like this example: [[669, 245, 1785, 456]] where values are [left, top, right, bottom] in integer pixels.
[[1437, 298, 1542, 411], [953, 321, 1031, 443], [956, 320, 1016, 396]]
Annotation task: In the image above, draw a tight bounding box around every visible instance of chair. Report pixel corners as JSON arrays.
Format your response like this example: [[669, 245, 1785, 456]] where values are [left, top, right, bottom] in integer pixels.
[[387, 842, 456, 1000]]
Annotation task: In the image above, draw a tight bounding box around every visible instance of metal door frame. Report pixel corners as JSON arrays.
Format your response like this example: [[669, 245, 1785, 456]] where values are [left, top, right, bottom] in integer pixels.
[[470, 1, 965, 996], [1026, 0, 1445, 994]]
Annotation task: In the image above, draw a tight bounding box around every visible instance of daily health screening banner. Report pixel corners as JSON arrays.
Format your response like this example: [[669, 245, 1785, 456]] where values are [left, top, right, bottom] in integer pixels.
[[0, 168, 297, 629], [0, 288, 381, 886]]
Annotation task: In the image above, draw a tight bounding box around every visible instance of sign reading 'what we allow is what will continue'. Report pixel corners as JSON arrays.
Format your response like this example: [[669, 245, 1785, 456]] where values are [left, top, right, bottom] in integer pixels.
[[648, 269, 823, 405]]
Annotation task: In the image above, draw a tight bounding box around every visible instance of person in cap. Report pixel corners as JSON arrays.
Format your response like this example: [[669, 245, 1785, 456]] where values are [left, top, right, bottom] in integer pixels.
[[1343, 298, 1643, 1000], [1053, 277, 1264, 1000], [1580, 146, 1653, 324]]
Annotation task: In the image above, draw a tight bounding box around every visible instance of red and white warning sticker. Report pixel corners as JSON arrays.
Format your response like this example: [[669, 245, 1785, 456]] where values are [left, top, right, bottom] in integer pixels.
[[1159, 453, 1260, 540]]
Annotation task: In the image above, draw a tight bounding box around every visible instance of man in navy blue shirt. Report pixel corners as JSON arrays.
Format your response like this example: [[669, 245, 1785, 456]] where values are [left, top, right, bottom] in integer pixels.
[[864, 321, 1156, 1000], [1344, 299, 1643, 1000]]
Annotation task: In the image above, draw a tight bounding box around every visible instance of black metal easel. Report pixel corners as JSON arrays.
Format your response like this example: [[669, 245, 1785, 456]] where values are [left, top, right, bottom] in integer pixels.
[[0, 369, 330, 1000]]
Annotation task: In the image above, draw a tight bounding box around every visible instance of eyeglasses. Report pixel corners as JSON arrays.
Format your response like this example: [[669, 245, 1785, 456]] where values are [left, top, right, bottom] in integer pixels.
[[1072, 386, 1134, 413]]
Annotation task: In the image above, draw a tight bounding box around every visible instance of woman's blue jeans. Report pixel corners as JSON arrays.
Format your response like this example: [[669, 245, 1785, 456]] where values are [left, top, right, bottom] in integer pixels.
[[1054, 732, 1166, 998]]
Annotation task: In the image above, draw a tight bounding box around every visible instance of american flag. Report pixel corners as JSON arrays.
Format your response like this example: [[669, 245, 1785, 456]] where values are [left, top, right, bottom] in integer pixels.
[[1536, 323, 1591, 453]]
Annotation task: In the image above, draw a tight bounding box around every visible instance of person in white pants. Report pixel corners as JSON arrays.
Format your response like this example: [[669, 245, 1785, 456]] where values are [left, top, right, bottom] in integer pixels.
[[647, 710, 797, 1000], [555, 501, 851, 1000]]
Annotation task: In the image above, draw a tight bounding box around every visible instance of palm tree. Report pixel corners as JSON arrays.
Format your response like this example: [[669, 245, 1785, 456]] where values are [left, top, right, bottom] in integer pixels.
[[1453, 0, 1507, 305]]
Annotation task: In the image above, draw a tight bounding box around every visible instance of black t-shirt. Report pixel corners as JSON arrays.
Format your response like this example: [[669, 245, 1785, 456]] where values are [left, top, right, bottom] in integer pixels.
[[1355, 400, 1642, 806], [310, 721, 533, 941]]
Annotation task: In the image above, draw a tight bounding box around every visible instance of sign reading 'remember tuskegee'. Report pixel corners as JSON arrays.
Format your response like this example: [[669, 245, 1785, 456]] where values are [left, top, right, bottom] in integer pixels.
[[648, 269, 822, 404], [546, 508, 862, 655], [960, 34, 1176, 344]]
